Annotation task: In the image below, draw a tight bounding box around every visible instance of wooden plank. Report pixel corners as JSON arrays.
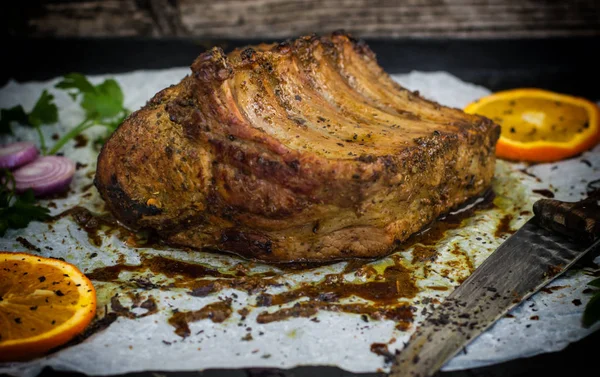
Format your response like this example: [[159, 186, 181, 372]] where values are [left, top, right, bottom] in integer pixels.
[[8, 0, 600, 38]]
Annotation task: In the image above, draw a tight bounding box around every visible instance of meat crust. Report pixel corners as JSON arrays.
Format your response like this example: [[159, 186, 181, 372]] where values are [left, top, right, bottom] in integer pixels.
[[95, 32, 500, 263]]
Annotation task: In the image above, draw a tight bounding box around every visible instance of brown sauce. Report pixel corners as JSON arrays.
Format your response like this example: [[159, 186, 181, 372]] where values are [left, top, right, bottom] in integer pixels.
[[87, 255, 283, 298], [540, 285, 566, 294], [168, 299, 233, 338], [110, 294, 158, 319], [494, 214, 514, 238], [352, 264, 379, 279], [518, 168, 542, 182], [42, 189, 71, 200], [48, 206, 164, 249], [49, 206, 121, 247], [52, 294, 158, 351], [425, 286, 449, 291], [398, 189, 496, 252], [88, 255, 417, 328], [86, 255, 238, 281], [370, 342, 395, 364], [16, 236, 41, 252], [75, 162, 88, 170], [450, 244, 474, 274], [411, 245, 437, 264], [342, 259, 375, 274], [275, 260, 342, 272], [256, 261, 417, 307], [81, 183, 95, 193], [533, 189, 555, 198], [256, 301, 413, 328], [74, 134, 89, 148], [186, 275, 282, 298], [78, 189, 499, 331]]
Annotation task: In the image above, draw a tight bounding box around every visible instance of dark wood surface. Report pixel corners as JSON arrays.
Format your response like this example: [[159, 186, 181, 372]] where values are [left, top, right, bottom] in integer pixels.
[[1, 36, 599, 377], [4, 0, 600, 39], [4, 36, 600, 99]]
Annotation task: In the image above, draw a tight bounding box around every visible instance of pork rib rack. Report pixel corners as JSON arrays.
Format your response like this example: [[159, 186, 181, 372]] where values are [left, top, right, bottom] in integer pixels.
[[95, 32, 500, 263]]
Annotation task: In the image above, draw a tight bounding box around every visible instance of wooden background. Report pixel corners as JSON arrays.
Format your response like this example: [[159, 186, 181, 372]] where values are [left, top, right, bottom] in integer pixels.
[[4, 0, 600, 39]]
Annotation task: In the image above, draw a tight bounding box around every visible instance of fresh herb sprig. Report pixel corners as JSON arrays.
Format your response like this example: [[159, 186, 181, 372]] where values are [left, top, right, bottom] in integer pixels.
[[50, 73, 129, 154], [0, 170, 50, 237], [0, 73, 129, 156], [0, 90, 58, 154], [0, 72, 128, 236], [583, 277, 600, 327]]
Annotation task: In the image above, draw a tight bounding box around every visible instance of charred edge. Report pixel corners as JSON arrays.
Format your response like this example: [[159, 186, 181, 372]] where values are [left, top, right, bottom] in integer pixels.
[[219, 229, 273, 257], [330, 29, 375, 58], [191, 47, 233, 82], [146, 87, 173, 108], [205, 190, 236, 223], [286, 159, 301, 172], [276, 41, 292, 54], [95, 174, 162, 228], [241, 47, 257, 62]]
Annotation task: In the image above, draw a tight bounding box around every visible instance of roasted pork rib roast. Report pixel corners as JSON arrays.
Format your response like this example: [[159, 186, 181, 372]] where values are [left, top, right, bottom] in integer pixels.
[[95, 32, 500, 263]]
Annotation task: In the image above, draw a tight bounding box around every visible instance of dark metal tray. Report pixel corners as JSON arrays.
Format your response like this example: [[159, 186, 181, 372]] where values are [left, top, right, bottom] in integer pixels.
[[2, 36, 599, 377]]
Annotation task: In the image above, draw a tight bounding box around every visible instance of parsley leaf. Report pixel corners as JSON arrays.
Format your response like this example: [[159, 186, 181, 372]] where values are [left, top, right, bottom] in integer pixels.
[[0, 90, 59, 153], [583, 277, 600, 328], [94, 110, 129, 147], [55, 74, 125, 119], [0, 89, 58, 136], [81, 79, 125, 119], [1, 73, 128, 155], [54, 73, 96, 98], [588, 277, 600, 288], [50, 73, 129, 155], [28, 90, 59, 127], [0, 172, 50, 237], [0, 105, 28, 135]]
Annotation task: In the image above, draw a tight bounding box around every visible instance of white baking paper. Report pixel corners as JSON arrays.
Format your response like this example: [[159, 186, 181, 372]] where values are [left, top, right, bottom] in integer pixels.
[[0, 68, 599, 376]]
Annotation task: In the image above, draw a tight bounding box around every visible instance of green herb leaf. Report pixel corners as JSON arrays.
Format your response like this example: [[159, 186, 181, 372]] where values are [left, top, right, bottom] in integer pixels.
[[55, 73, 96, 97], [28, 90, 59, 128], [81, 79, 125, 119], [583, 290, 600, 328], [94, 110, 129, 147], [0, 105, 28, 134], [588, 277, 600, 288], [51, 73, 129, 154], [0, 173, 50, 237], [1, 90, 58, 154]]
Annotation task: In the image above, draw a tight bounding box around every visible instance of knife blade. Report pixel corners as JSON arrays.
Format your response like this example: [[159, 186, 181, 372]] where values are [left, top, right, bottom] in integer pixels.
[[390, 194, 600, 377]]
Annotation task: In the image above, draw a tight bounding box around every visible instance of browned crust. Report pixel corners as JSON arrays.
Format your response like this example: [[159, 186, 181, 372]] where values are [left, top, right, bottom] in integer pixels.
[[95, 31, 499, 263]]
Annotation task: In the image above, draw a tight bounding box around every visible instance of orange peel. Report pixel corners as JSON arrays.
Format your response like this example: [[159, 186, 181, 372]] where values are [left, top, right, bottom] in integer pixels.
[[0, 252, 97, 361], [465, 88, 600, 162]]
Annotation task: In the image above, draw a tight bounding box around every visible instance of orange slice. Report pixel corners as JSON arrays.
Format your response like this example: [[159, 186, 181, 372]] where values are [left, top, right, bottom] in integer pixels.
[[0, 252, 97, 362], [465, 88, 600, 162]]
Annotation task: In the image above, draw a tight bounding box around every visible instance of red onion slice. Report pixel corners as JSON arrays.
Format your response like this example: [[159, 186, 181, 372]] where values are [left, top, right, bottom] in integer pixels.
[[0, 142, 39, 169], [13, 156, 76, 197]]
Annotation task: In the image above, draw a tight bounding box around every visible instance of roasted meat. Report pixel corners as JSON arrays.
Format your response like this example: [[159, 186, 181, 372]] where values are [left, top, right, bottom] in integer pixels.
[[95, 32, 500, 263]]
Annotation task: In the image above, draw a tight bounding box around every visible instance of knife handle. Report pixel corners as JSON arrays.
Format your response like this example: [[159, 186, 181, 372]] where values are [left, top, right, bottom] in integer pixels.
[[533, 192, 600, 242]]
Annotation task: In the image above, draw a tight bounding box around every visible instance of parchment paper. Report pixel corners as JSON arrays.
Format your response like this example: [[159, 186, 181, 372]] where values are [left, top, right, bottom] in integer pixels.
[[0, 68, 599, 376]]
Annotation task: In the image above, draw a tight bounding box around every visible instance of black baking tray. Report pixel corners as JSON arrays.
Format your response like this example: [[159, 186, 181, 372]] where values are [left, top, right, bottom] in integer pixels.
[[1, 36, 599, 377]]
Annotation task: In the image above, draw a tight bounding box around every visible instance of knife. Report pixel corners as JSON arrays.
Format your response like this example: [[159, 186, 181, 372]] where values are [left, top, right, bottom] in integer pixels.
[[390, 193, 600, 377]]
